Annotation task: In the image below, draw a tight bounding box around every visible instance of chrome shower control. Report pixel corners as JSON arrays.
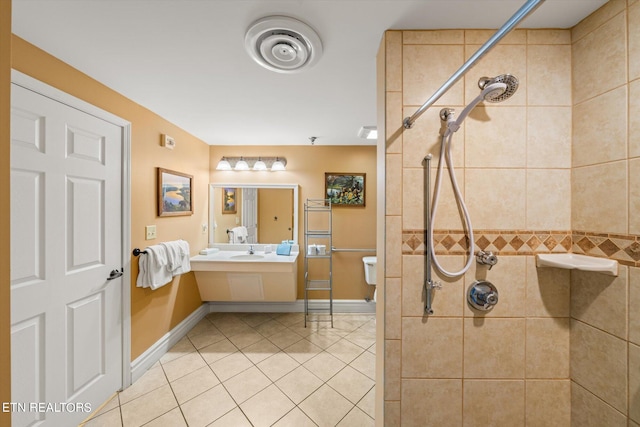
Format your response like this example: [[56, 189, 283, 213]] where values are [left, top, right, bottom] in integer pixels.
[[439, 108, 455, 122], [476, 250, 498, 270], [467, 280, 499, 311]]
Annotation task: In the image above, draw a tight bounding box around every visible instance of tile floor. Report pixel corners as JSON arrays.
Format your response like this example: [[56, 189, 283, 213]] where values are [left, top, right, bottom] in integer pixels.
[[83, 312, 376, 427]]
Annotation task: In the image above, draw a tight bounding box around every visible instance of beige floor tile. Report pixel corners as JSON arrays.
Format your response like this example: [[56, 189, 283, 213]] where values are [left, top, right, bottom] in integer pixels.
[[169, 365, 219, 404], [268, 329, 304, 349], [303, 351, 347, 381], [105, 313, 377, 427], [92, 394, 119, 418], [367, 342, 375, 355], [350, 350, 376, 380], [188, 328, 226, 350], [275, 312, 305, 326], [326, 338, 366, 364], [143, 407, 186, 427], [306, 330, 342, 349], [327, 365, 375, 404], [272, 407, 317, 427], [344, 329, 376, 349], [159, 336, 196, 364], [228, 330, 265, 349], [239, 312, 275, 327], [357, 387, 375, 419], [120, 384, 177, 427], [241, 338, 281, 364], [286, 321, 317, 337], [337, 407, 375, 426], [186, 318, 217, 337], [199, 338, 238, 365], [83, 407, 122, 427], [180, 383, 237, 427], [223, 365, 272, 404], [299, 384, 354, 427], [240, 384, 296, 427], [210, 351, 253, 382], [275, 366, 323, 404], [253, 319, 287, 337], [161, 351, 207, 382], [284, 338, 323, 364], [257, 351, 300, 381], [118, 366, 167, 404], [209, 407, 252, 426]]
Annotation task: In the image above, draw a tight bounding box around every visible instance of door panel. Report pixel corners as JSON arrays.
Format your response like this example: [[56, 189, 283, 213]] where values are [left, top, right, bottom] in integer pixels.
[[10, 84, 123, 426], [10, 315, 45, 426]]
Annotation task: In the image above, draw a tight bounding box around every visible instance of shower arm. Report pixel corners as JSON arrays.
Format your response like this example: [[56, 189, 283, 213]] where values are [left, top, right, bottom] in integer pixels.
[[402, 0, 545, 130]]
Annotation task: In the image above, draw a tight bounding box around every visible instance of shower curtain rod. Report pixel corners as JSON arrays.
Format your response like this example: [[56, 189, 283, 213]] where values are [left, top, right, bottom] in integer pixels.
[[402, 0, 545, 129]]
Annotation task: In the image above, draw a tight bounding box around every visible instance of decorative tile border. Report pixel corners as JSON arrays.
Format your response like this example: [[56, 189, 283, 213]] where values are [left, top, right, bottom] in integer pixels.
[[403, 229, 640, 268], [572, 230, 640, 267]]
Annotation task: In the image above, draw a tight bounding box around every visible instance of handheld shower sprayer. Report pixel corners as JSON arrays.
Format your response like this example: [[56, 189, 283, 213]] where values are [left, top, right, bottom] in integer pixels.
[[429, 74, 518, 278], [446, 74, 519, 134]]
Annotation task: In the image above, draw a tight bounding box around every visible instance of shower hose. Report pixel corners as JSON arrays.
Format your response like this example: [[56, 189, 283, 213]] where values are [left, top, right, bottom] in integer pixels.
[[429, 129, 475, 278]]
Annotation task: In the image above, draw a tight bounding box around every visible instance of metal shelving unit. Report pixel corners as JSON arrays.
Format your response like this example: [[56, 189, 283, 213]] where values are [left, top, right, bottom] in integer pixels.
[[304, 199, 333, 327]]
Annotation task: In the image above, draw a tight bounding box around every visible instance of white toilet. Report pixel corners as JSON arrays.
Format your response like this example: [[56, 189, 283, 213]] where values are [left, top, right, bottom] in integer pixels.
[[362, 256, 377, 301]]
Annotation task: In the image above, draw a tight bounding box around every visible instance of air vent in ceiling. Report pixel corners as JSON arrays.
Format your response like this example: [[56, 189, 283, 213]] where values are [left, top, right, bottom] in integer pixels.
[[244, 16, 323, 73]]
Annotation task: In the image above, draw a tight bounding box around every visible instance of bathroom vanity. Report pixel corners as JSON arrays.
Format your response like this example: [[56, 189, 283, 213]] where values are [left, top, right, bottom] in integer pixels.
[[190, 244, 299, 302]]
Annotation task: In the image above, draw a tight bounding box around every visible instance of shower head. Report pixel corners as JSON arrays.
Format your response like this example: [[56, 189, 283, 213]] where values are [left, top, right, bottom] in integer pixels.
[[477, 74, 519, 102], [443, 73, 520, 135]]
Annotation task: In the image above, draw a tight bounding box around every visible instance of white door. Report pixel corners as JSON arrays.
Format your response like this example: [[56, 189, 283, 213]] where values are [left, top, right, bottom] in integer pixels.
[[10, 84, 123, 426], [242, 188, 258, 243]]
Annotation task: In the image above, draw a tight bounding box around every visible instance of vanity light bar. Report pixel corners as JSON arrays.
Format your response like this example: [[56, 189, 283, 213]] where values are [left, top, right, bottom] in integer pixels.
[[216, 156, 287, 171]]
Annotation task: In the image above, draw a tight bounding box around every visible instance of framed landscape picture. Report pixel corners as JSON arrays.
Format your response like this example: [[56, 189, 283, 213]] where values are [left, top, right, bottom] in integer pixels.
[[222, 188, 237, 214], [325, 173, 365, 207], [158, 168, 193, 216]]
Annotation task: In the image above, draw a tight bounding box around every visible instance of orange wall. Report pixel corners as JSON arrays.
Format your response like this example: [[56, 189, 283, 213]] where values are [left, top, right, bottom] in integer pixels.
[[1, 1, 12, 425], [210, 145, 377, 300], [11, 36, 208, 360]]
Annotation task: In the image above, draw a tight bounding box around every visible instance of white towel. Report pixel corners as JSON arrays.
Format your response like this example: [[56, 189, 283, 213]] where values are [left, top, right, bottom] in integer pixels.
[[161, 240, 191, 275], [136, 245, 172, 290], [231, 226, 248, 243], [136, 240, 191, 290]]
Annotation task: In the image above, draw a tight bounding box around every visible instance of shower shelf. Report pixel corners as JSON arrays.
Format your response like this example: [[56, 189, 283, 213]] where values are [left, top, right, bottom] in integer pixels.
[[535, 253, 618, 277]]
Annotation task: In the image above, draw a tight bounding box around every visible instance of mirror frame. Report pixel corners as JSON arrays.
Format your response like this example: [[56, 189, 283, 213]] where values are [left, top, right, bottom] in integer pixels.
[[208, 183, 299, 245]]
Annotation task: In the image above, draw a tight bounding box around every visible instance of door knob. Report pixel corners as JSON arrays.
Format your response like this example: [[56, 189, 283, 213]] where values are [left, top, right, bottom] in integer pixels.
[[107, 269, 123, 280]]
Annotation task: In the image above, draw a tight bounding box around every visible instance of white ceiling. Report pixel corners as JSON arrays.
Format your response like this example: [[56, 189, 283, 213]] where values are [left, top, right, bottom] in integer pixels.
[[12, 0, 607, 146]]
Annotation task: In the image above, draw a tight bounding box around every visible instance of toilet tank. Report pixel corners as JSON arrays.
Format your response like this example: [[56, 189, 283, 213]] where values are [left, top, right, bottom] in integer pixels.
[[362, 256, 377, 285]]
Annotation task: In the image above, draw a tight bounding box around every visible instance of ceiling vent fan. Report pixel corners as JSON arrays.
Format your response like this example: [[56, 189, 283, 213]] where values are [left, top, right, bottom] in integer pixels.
[[244, 16, 323, 73]]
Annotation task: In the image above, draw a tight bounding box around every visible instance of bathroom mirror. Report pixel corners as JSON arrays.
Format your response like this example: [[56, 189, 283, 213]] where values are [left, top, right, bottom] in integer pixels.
[[208, 183, 299, 244]]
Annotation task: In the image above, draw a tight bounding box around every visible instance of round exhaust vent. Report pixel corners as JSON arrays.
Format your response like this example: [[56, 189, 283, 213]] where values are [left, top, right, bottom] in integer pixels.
[[244, 16, 323, 73]]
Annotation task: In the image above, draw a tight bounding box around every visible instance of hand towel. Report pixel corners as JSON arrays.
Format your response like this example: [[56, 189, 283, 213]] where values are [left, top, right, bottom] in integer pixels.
[[161, 239, 191, 275], [232, 226, 248, 243], [136, 244, 173, 290]]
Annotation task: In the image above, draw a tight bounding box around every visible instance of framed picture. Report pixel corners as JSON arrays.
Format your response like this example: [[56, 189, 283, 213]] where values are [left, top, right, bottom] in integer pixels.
[[325, 173, 366, 207], [158, 168, 193, 216], [222, 188, 237, 214]]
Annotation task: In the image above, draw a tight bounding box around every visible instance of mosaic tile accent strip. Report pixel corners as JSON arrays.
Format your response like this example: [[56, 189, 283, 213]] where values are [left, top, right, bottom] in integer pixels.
[[403, 229, 640, 267], [572, 230, 640, 267], [402, 230, 572, 256]]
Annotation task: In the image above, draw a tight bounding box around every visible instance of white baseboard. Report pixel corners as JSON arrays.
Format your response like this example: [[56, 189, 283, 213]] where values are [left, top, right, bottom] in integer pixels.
[[129, 304, 209, 384], [208, 299, 376, 313]]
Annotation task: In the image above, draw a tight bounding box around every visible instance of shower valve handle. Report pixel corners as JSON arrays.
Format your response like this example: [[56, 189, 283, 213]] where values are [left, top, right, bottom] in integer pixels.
[[476, 250, 498, 270]]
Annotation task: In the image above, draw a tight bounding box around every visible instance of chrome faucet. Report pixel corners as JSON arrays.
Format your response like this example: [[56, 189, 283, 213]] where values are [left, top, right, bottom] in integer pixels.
[[248, 245, 255, 255]]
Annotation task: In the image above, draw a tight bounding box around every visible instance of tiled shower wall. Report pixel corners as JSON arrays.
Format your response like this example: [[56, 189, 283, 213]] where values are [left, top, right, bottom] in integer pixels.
[[382, 1, 639, 425], [383, 28, 574, 426], [569, 1, 640, 426]]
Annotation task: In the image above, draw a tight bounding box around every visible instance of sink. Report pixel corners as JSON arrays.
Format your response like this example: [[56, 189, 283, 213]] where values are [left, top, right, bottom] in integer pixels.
[[230, 254, 265, 260]]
